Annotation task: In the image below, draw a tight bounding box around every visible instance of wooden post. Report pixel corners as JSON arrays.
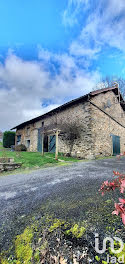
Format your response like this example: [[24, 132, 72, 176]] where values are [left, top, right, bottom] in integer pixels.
[[42, 133, 44, 156], [55, 129, 59, 160]]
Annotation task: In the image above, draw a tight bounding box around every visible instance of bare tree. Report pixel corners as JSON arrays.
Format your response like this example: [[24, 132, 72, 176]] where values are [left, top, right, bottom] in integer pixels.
[[60, 122, 82, 155], [93, 76, 125, 98]]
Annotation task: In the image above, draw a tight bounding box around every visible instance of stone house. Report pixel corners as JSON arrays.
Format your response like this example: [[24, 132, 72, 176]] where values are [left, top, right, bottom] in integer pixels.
[[11, 86, 125, 158], [0, 131, 3, 142]]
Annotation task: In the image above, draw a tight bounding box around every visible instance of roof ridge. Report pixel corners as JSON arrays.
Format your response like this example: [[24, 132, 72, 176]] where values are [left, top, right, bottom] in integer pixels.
[[11, 86, 122, 130]]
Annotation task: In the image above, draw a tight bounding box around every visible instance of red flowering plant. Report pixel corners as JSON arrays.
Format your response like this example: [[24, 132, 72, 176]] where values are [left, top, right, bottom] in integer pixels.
[[100, 171, 125, 225]]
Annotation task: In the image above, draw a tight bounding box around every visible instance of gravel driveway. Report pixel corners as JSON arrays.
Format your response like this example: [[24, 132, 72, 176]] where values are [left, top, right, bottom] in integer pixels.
[[0, 157, 125, 251]]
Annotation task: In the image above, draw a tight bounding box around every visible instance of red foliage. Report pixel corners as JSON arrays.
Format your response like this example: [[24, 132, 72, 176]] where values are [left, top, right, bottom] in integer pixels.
[[100, 171, 125, 225]]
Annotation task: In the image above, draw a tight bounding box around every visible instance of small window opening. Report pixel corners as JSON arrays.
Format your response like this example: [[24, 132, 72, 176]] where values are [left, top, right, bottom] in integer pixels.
[[17, 135, 21, 145], [27, 140, 30, 148]]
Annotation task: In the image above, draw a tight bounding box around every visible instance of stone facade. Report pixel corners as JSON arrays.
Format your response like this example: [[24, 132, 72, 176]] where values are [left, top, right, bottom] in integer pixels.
[[15, 88, 125, 158], [15, 102, 93, 158], [90, 91, 125, 157]]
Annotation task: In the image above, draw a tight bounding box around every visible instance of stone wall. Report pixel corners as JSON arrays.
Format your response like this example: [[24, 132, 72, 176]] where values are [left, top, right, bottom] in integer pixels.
[[0, 162, 22, 172], [15, 90, 125, 158], [90, 91, 125, 157], [16, 101, 93, 158], [15, 125, 38, 152]]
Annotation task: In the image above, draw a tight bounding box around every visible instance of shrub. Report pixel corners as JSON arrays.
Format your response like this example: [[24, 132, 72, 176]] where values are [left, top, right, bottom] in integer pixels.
[[3, 131, 15, 148], [15, 144, 27, 152], [100, 170, 125, 225]]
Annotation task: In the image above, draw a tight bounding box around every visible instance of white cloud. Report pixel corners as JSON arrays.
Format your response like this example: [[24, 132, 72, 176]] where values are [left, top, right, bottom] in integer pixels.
[[64, 0, 125, 58], [70, 41, 101, 58], [3, 0, 125, 131], [2, 0, 125, 132], [62, 0, 89, 26], [0, 50, 100, 131]]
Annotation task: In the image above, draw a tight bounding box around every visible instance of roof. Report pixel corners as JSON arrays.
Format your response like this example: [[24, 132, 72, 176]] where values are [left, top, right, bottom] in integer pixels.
[[11, 86, 124, 130]]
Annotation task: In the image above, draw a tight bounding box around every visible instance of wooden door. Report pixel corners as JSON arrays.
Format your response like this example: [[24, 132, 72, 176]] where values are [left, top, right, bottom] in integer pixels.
[[49, 135, 56, 153]]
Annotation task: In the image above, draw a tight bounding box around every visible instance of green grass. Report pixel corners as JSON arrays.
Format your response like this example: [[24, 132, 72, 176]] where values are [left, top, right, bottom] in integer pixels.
[[0, 150, 79, 171], [46, 152, 79, 162], [0, 142, 4, 150], [0, 143, 115, 174]]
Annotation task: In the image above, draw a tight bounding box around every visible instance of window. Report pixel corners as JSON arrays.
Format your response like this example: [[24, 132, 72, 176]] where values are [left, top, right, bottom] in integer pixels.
[[107, 99, 111, 108], [27, 140, 30, 148], [17, 135, 21, 145], [42, 121, 44, 127]]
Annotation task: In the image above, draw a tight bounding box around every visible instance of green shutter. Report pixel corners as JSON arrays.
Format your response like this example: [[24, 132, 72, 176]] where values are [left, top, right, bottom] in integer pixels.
[[49, 135, 56, 153], [112, 135, 120, 155], [37, 129, 42, 152]]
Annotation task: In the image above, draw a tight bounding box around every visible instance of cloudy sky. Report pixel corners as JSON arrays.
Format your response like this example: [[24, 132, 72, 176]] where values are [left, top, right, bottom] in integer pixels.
[[1, 0, 125, 130]]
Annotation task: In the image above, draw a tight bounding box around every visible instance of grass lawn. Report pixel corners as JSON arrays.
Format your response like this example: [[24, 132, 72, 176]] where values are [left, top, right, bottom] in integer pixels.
[[0, 148, 79, 170], [0, 142, 4, 150]]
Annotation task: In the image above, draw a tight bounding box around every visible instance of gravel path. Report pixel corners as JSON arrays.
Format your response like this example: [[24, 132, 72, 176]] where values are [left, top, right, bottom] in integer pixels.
[[0, 157, 124, 251]]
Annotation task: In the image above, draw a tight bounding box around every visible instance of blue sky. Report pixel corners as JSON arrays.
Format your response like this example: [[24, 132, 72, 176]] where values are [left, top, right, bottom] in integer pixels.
[[0, 0, 79, 56], [1, 0, 125, 130], [0, 1, 67, 47]]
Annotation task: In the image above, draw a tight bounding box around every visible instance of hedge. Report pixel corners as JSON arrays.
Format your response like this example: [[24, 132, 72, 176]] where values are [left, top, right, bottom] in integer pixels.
[[3, 131, 16, 148]]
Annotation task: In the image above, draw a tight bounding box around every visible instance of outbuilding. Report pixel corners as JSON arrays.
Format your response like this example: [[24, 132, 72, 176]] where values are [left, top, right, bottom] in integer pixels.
[[12, 86, 125, 159]]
